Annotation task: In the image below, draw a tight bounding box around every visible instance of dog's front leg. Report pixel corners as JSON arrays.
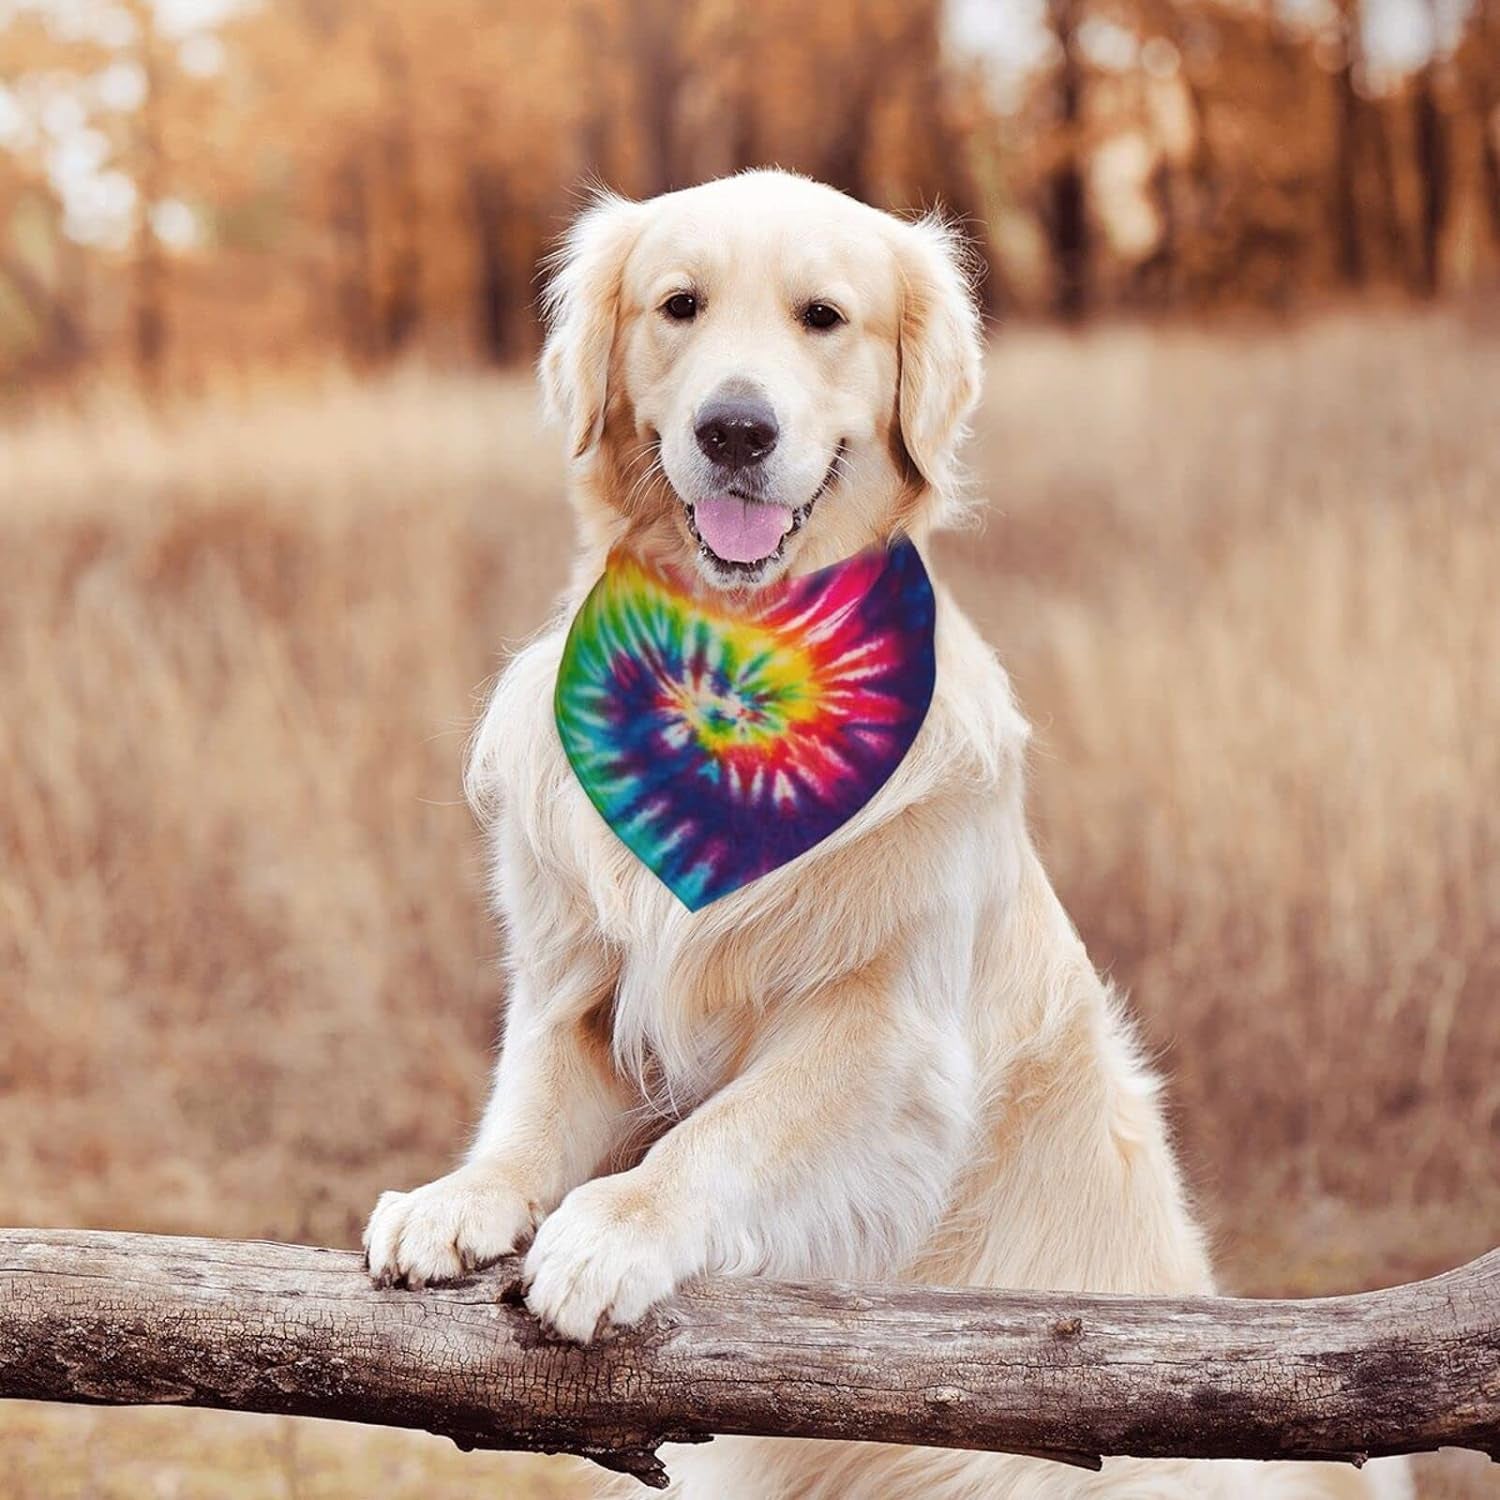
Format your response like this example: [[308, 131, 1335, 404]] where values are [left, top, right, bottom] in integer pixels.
[[364, 944, 632, 1288], [523, 955, 974, 1341]]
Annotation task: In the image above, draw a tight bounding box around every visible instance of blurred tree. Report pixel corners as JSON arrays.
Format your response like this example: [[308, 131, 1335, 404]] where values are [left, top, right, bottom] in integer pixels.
[[1411, 59, 1450, 295], [1330, 0, 1367, 286], [1045, 0, 1092, 319], [121, 0, 167, 384], [3, 0, 1500, 389], [1408, 0, 1452, 296], [375, 35, 423, 352], [1466, 0, 1500, 248], [675, 0, 757, 183], [0, 8, 103, 380], [630, 0, 689, 194], [0, 176, 90, 379]]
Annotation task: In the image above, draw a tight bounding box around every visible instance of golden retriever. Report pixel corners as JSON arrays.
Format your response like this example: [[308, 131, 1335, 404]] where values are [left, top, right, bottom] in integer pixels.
[[364, 170, 1410, 1500]]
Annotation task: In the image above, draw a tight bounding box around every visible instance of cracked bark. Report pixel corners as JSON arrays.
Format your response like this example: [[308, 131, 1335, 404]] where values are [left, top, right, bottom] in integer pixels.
[[1, 1230, 1496, 1489]]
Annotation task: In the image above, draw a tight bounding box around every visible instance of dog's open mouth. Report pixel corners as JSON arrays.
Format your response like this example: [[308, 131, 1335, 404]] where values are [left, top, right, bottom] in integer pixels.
[[684, 444, 845, 578]]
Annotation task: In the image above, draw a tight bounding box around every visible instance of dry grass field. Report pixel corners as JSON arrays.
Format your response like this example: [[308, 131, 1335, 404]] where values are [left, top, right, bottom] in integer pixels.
[[1, 309, 1497, 1497]]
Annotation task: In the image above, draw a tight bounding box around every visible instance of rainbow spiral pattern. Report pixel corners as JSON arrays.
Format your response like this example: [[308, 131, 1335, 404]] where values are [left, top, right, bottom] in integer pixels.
[[554, 537, 936, 909]]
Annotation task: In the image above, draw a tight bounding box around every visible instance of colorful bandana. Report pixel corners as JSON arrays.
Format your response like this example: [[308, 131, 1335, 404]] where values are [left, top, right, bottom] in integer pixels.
[[554, 537, 936, 910]]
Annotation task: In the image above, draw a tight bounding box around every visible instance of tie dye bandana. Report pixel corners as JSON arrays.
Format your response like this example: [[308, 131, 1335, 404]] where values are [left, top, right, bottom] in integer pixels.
[[554, 536, 936, 910]]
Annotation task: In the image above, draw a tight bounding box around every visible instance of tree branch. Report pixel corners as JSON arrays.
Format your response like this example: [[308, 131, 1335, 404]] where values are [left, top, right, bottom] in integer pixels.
[[1, 1230, 1496, 1489]]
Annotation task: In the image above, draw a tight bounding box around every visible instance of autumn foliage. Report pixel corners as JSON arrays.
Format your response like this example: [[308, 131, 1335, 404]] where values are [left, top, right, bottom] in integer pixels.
[[2, 0, 1499, 391]]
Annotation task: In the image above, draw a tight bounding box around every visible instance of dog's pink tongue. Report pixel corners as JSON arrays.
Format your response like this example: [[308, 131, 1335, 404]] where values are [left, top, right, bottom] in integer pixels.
[[694, 496, 794, 564]]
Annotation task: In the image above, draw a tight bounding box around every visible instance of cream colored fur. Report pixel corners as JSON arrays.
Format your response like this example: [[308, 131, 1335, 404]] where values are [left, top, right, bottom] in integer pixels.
[[363, 171, 1411, 1500]]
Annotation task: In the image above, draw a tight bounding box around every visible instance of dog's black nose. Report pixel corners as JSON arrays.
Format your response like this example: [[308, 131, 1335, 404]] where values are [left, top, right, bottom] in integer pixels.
[[695, 393, 779, 470]]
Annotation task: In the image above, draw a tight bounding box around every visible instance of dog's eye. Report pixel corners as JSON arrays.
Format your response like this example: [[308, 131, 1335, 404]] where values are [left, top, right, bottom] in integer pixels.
[[662, 292, 698, 322], [801, 301, 843, 331]]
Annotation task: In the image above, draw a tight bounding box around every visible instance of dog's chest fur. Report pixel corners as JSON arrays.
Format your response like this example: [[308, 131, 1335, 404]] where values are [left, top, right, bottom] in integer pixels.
[[470, 590, 1027, 1104], [473, 625, 779, 1093]]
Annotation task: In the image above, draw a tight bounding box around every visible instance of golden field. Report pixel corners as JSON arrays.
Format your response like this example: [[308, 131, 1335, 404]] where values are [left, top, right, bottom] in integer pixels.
[[1, 310, 1497, 1497]]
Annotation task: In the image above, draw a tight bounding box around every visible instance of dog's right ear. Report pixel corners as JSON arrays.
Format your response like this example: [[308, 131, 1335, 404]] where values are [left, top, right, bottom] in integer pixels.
[[539, 193, 646, 462]]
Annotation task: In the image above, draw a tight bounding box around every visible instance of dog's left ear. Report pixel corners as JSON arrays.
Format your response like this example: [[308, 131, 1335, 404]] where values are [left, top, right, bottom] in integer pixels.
[[540, 192, 647, 461], [891, 215, 984, 510]]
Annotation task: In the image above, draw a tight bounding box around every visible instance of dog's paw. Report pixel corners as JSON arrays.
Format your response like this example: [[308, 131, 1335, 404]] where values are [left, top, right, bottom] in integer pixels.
[[363, 1165, 538, 1289], [522, 1174, 700, 1343]]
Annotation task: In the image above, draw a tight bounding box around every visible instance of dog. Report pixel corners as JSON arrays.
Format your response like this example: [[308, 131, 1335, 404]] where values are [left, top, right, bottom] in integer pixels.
[[364, 171, 1411, 1500]]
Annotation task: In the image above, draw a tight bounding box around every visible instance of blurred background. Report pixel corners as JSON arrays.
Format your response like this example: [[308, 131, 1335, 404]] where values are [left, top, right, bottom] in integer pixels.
[[3, 0, 1500, 379], [2, 1, 1498, 1496]]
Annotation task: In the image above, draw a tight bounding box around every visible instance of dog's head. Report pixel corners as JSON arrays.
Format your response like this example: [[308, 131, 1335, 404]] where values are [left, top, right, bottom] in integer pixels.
[[540, 170, 983, 588]]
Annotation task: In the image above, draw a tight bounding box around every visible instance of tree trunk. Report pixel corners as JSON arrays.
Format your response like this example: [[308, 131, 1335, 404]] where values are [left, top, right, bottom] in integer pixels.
[[1412, 66, 1450, 295], [470, 162, 516, 363], [632, 0, 683, 195], [2, 1230, 1496, 1492], [1483, 118, 1500, 247], [1048, 0, 1090, 320], [331, 155, 377, 362], [1367, 100, 1410, 279], [1331, 12, 1366, 288], [132, 7, 168, 388], [378, 45, 424, 352], [1474, 0, 1500, 249], [820, 58, 877, 205]]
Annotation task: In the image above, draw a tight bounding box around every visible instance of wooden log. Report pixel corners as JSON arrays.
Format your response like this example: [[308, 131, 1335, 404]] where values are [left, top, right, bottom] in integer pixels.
[[1, 1229, 1496, 1489]]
